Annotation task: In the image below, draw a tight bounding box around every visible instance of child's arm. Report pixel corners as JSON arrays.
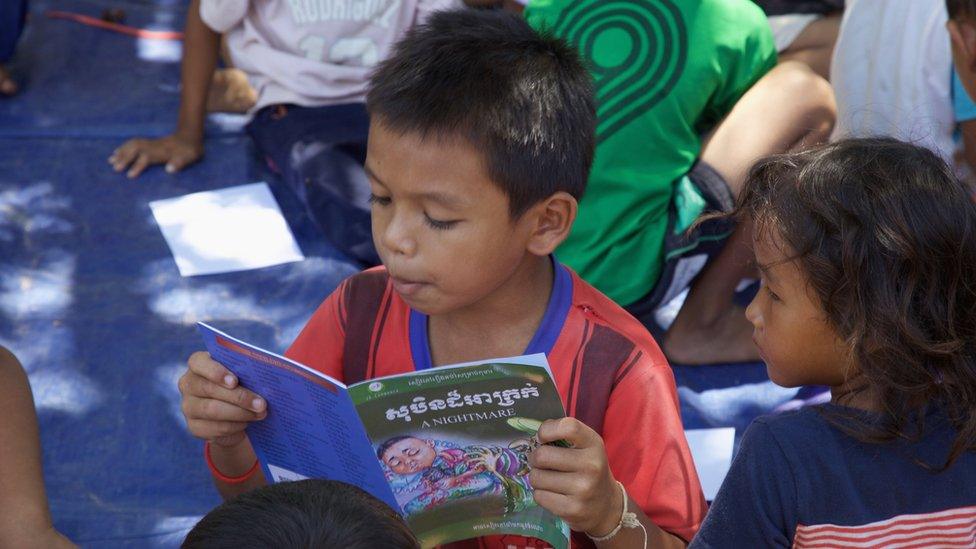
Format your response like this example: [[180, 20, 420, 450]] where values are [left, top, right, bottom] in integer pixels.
[[529, 418, 688, 548], [0, 348, 76, 549], [109, 0, 218, 178], [179, 351, 269, 499]]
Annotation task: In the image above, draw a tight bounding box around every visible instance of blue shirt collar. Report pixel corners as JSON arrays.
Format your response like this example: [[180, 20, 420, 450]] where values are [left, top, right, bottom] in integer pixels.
[[408, 257, 573, 371]]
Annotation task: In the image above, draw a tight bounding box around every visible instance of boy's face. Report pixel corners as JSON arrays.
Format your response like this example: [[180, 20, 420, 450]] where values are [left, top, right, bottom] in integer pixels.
[[745, 230, 850, 388], [365, 120, 541, 316], [382, 437, 437, 475]]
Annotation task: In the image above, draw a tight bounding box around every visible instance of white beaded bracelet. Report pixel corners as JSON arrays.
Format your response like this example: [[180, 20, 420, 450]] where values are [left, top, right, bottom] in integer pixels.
[[585, 480, 648, 547]]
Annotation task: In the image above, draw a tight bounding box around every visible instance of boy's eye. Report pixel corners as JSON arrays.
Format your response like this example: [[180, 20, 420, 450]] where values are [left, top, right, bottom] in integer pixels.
[[368, 193, 392, 206], [424, 213, 459, 230], [765, 285, 781, 302]]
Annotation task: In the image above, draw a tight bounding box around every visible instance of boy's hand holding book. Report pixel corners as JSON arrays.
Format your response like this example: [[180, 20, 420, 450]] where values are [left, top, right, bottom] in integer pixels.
[[528, 417, 624, 537], [178, 351, 268, 448]]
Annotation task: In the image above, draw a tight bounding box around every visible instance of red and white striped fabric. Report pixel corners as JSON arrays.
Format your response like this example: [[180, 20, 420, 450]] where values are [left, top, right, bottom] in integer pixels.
[[793, 505, 976, 548]]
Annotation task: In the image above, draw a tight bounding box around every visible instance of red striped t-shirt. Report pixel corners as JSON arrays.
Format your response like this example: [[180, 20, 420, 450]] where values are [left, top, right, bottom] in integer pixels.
[[793, 506, 976, 549]]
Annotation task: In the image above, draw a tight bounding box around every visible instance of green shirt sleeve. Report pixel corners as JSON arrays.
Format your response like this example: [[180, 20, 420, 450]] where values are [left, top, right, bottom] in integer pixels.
[[699, 10, 777, 131]]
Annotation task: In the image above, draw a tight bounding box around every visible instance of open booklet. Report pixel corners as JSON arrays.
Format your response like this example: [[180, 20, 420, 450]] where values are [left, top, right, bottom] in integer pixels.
[[198, 322, 571, 549]]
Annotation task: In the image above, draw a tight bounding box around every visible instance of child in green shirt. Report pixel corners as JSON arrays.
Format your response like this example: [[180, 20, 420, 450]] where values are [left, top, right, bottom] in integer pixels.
[[526, 0, 836, 364]]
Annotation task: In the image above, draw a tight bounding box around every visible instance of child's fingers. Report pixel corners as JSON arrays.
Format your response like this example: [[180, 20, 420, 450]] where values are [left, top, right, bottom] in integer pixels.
[[110, 141, 139, 171], [185, 418, 252, 440], [536, 417, 599, 448], [126, 151, 152, 178], [166, 149, 200, 174], [533, 469, 621, 535], [532, 489, 588, 527], [188, 351, 237, 389], [527, 443, 578, 472], [528, 468, 581, 496], [180, 372, 266, 413], [183, 393, 266, 421]]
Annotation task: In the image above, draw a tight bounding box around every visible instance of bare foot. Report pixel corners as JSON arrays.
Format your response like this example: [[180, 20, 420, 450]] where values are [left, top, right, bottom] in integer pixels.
[[206, 68, 256, 114], [662, 304, 761, 365], [0, 64, 18, 96]]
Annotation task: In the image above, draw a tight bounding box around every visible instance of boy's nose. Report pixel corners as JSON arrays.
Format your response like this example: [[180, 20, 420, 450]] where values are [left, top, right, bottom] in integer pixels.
[[381, 215, 417, 257]]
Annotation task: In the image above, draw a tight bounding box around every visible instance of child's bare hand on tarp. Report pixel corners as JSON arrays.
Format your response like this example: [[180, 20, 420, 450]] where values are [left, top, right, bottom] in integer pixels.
[[178, 351, 267, 447], [527, 417, 623, 537], [109, 133, 204, 178]]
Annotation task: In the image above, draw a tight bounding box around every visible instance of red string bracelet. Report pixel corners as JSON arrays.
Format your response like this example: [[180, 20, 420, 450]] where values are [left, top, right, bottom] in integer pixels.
[[204, 441, 260, 484]]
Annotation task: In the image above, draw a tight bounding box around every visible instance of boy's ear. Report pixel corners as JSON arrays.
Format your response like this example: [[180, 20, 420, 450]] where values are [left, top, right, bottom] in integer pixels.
[[524, 192, 578, 256]]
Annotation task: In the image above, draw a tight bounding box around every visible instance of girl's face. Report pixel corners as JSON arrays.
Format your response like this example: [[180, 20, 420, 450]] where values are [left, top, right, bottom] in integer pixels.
[[746, 230, 851, 388]]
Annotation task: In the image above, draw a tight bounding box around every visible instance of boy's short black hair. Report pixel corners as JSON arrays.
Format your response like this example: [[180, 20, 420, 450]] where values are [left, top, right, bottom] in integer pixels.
[[948, 0, 976, 18], [366, 9, 595, 218], [182, 479, 418, 549]]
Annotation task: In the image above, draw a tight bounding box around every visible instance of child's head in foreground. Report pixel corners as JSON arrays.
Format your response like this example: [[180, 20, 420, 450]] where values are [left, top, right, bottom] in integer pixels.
[[364, 9, 594, 316], [738, 137, 976, 468], [948, 1, 976, 100], [182, 479, 418, 549], [378, 435, 437, 476]]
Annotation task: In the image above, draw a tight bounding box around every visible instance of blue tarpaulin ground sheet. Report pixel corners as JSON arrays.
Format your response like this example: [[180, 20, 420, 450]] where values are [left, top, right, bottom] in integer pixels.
[[1, 1, 806, 546]]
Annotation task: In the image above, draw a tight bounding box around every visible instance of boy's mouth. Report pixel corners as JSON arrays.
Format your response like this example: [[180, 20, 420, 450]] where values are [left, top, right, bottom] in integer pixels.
[[391, 276, 428, 297]]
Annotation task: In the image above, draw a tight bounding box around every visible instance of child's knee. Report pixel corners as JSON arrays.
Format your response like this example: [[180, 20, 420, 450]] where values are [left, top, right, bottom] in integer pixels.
[[776, 62, 835, 119], [764, 62, 836, 142]]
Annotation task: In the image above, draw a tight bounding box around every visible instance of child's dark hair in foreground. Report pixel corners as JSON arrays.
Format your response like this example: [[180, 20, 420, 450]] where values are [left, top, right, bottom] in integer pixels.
[[693, 138, 976, 548], [182, 480, 418, 549]]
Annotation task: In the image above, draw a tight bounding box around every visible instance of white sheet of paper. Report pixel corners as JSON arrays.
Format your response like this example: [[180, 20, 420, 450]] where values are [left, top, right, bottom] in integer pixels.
[[685, 427, 736, 501], [150, 183, 305, 276]]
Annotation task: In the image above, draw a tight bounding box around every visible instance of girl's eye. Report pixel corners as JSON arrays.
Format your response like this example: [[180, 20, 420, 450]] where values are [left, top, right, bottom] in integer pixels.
[[368, 194, 391, 206], [424, 213, 460, 230], [759, 277, 781, 302]]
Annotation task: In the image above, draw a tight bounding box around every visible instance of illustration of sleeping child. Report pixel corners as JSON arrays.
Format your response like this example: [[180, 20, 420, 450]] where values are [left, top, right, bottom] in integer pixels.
[[376, 435, 534, 516]]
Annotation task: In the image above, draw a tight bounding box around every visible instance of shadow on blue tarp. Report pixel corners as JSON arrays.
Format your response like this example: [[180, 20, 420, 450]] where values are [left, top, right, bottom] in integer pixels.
[[0, 134, 358, 547], [1, 1, 792, 547]]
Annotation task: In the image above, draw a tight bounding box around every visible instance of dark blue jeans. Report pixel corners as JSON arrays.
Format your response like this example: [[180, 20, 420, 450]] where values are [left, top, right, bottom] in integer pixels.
[[246, 103, 379, 266], [1, 0, 28, 62]]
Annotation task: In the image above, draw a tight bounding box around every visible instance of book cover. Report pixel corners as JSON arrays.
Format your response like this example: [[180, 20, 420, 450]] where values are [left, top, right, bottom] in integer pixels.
[[198, 322, 570, 549]]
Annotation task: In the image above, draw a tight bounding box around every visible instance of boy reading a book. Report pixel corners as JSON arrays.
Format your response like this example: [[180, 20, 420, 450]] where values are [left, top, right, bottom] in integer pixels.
[[178, 9, 706, 548]]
